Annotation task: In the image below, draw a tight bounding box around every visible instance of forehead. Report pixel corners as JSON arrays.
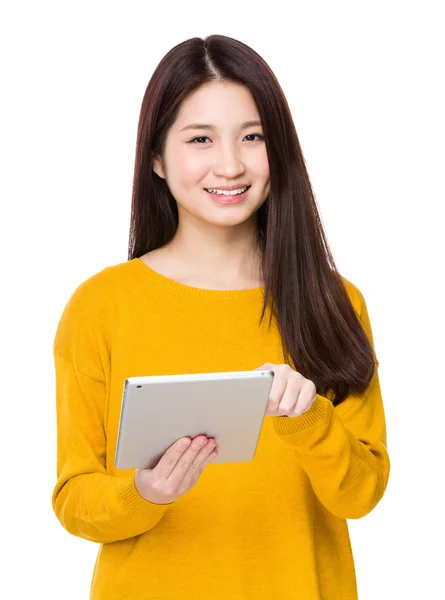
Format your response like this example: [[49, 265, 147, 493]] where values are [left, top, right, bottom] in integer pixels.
[[174, 82, 260, 129]]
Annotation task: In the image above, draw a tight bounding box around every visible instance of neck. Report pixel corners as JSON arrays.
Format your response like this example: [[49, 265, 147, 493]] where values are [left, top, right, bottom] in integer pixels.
[[163, 230, 263, 284]]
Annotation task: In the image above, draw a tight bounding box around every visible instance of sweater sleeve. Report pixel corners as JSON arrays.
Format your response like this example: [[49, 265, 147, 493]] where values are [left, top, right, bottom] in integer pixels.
[[271, 286, 390, 520], [51, 277, 171, 544]]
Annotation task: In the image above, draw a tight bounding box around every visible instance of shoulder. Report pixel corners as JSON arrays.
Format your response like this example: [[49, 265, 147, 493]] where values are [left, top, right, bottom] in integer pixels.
[[58, 264, 115, 316], [338, 274, 365, 314], [53, 260, 133, 359], [59, 259, 134, 310], [338, 274, 377, 353]]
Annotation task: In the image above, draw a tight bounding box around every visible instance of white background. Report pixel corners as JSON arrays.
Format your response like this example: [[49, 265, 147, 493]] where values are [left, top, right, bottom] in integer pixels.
[[1, 1, 443, 598]]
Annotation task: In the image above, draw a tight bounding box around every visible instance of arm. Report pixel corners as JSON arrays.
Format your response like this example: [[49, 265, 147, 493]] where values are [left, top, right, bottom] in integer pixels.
[[52, 282, 171, 544], [271, 288, 390, 519]]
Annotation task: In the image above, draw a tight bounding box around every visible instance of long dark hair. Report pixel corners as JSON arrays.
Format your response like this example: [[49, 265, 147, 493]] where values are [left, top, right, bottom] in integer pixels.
[[128, 34, 378, 406]]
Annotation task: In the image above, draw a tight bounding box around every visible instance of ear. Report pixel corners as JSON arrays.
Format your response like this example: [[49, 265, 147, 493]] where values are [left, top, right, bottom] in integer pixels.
[[152, 155, 165, 180]]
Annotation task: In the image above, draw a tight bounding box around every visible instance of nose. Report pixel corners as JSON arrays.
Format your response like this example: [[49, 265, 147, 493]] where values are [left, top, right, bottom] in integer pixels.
[[212, 143, 245, 179]]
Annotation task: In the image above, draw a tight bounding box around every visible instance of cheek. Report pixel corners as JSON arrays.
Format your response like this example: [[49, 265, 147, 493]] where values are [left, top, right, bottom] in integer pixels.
[[257, 151, 270, 179], [172, 148, 209, 181], [247, 147, 270, 181]]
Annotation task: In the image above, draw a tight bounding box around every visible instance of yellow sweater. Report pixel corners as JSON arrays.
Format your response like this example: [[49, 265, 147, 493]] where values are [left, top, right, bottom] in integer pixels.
[[52, 257, 390, 600]]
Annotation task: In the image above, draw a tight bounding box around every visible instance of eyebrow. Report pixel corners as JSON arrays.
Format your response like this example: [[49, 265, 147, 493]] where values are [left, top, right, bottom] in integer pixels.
[[179, 119, 262, 132]]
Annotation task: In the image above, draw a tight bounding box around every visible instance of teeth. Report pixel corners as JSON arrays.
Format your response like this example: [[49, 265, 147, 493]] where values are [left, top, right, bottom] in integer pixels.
[[206, 186, 248, 195]]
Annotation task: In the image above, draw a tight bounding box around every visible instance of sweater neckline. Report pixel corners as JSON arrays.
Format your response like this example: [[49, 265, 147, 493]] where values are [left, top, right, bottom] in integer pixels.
[[131, 257, 264, 297]]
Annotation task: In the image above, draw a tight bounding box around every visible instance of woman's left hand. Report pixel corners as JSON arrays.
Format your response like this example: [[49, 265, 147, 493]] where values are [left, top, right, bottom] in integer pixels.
[[254, 362, 317, 417]]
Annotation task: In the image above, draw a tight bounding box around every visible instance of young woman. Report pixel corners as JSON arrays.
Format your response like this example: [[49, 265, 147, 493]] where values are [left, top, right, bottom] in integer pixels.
[[52, 34, 390, 599]]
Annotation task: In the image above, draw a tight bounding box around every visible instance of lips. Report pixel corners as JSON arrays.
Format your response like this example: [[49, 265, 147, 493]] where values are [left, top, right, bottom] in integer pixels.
[[205, 186, 251, 204]]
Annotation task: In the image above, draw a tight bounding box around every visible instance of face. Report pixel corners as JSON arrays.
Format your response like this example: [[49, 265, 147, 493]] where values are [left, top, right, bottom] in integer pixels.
[[152, 81, 270, 231]]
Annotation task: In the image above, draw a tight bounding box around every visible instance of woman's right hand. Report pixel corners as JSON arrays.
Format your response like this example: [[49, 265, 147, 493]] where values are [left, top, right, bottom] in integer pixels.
[[134, 435, 218, 504]]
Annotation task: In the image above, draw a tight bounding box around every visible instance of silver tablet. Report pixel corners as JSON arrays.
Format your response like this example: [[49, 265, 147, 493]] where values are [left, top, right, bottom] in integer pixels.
[[114, 370, 274, 469]]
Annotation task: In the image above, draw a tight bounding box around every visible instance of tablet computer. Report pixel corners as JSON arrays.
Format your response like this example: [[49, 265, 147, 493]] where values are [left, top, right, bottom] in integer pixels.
[[114, 369, 274, 470]]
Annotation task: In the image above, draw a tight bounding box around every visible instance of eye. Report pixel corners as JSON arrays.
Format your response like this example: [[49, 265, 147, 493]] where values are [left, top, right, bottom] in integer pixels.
[[244, 134, 264, 142], [188, 134, 264, 144], [189, 136, 211, 144]]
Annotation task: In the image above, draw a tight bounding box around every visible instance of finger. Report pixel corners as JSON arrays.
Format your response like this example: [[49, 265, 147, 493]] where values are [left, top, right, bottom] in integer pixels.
[[170, 440, 215, 494], [276, 376, 303, 415], [265, 374, 287, 414], [154, 436, 193, 479], [166, 436, 213, 484], [289, 381, 316, 417], [176, 441, 218, 492]]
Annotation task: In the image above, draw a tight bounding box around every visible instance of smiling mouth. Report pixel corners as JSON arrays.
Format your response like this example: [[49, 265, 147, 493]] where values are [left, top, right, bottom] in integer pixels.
[[204, 185, 251, 195]]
